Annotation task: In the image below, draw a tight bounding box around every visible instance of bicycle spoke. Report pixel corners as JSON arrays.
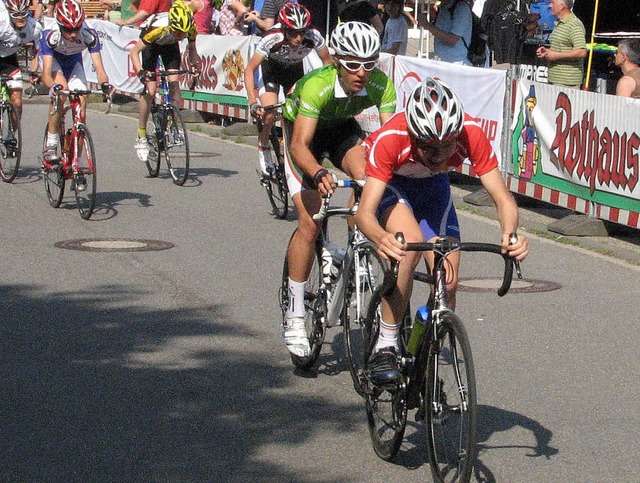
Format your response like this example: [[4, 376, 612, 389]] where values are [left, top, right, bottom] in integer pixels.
[[164, 106, 189, 185], [73, 127, 97, 220], [426, 314, 477, 483], [0, 102, 21, 182]]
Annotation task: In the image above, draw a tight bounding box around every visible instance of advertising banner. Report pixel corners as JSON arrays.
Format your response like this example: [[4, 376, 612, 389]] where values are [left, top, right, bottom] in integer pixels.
[[393, 56, 506, 165], [511, 80, 640, 213]]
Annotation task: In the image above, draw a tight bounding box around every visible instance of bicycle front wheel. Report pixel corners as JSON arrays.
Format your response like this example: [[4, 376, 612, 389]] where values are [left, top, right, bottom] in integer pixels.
[[164, 105, 189, 185], [363, 294, 407, 461], [425, 312, 477, 483], [73, 126, 97, 220], [264, 128, 288, 219], [145, 116, 161, 177], [0, 102, 21, 182], [344, 242, 386, 396], [280, 233, 325, 370], [42, 126, 64, 207]]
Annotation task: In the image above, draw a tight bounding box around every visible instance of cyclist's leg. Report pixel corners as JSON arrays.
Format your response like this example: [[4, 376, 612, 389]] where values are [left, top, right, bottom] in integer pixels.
[[282, 121, 323, 355], [406, 173, 461, 310], [67, 68, 90, 120], [162, 44, 182, 109], [43, 66, 68, 161], [5, 61, 24, 119], [257, 86, 278, 177]]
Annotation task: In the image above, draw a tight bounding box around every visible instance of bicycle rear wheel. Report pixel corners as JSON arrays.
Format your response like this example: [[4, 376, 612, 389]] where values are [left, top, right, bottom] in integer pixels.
[[164, 105, 189, 185], [425, 312, 477, 483], [264, 127, 288, 219], [344, 241, 386, 396], [280, 232, 325, 370], [73, 126, 97, 220], [363, 294, 407, 461], [0, 102, 21, 182], [42, 126, 64, 208]]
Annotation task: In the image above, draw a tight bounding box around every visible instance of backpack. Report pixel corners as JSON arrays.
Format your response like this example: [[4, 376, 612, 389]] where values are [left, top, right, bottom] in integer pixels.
[[449, 0, 488, 67]]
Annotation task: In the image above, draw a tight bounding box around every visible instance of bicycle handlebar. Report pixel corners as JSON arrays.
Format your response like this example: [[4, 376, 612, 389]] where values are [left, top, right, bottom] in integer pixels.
[[312, 178, 364, 221], [382, 233, 518, 297], [50, 89, 113, 114]]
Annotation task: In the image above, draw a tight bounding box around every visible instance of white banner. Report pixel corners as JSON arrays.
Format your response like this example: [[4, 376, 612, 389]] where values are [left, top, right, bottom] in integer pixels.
[[393, 56, 507, 164]]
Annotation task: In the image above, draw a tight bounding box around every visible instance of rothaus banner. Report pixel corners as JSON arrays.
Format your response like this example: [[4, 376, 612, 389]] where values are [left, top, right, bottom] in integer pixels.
[[511, 80, 640, 213]]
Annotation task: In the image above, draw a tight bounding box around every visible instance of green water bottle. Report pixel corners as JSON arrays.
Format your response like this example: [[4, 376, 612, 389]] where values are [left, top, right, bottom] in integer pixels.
[[407, 305, 430, 356]]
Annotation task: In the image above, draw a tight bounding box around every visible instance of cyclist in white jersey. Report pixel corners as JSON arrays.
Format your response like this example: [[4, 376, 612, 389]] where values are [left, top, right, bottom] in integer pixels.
[[40, 0, 112, 164], [0, 0, 42, 120]]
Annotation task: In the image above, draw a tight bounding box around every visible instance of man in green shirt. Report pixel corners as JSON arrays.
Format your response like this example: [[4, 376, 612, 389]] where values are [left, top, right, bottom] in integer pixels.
[[281, 21, 397, 358], [536, 0, 586, 88]]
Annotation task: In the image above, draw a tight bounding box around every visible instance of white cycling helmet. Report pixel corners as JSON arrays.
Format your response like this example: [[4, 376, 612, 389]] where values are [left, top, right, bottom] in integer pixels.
[[329, 21, 380, 59], [406, 77, 464, 143]]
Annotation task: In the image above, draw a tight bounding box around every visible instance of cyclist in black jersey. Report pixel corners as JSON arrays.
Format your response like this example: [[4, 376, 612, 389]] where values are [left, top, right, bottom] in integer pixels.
[[244, 2, 330, 181]]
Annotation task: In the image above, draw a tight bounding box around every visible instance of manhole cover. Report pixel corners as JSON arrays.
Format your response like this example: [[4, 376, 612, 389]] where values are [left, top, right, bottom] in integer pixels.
[[458, 277, 561, 293], [54, 238, 174, 252]]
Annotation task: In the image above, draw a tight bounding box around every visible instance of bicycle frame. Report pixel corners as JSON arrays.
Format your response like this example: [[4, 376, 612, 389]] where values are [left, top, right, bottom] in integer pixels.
[[52, 91, 88, 178]]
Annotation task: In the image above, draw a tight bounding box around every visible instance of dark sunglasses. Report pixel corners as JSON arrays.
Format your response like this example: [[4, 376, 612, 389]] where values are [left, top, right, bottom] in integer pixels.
[[283, 28, 307, 37], [61, 26, 82, 33], [339, 58, 377, 73]]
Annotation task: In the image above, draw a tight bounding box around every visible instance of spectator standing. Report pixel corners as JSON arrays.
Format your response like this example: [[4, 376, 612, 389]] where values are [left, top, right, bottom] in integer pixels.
[[536, 0, 586, 88], [380, 0, 407, 55], [244, 0, 286, 33], [421, 0, 472, 65], [115, 0, 170, 26], [217, 0, 248, 35], [339, 1, 383, 35], [192, 0, 215, 33], [614, 38, 640, 99]]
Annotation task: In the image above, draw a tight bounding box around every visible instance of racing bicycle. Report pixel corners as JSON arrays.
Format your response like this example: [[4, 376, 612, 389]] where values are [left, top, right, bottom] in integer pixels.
[[253, 103, 288, 219], [0, 74, 22, 183], [279, 180, 386, 387], [144, 69, 192, 186], [361, 234, 520, 482], [41, 88, 111, 220]]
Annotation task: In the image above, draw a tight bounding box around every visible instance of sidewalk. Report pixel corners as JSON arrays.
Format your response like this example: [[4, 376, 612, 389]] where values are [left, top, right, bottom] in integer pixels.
[[34, 93, 638, 268]]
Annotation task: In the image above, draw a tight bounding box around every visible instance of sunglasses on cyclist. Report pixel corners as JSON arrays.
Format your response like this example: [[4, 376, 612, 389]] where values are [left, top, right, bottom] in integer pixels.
[[10, 12, 29, 19], [61, 26, 82, 33], [283, 28, 307, 37], [413, 136, 458, 151], [338, 58, 377, 73]]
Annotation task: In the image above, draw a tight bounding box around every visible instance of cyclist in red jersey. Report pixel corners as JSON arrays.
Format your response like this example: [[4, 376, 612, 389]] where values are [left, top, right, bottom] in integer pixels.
[[355, 77, 529, 384]]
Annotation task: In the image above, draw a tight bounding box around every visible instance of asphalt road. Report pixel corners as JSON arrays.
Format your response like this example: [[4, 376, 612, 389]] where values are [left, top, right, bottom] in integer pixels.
[[0, 99, 638, 481]]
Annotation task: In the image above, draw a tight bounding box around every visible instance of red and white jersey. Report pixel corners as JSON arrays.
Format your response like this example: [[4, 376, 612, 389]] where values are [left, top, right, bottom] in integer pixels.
[[364, 112, 498, 183], [255, 24, 325, 65]]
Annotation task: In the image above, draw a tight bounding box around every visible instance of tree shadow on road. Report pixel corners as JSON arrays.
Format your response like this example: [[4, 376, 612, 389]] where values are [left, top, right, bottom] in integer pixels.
[[0, 284, 363, 481]]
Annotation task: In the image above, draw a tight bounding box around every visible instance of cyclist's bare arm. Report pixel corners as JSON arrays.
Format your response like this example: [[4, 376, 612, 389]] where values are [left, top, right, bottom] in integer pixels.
[[478, 167, 528, 260], [128, 40, 146, 77], [355, 176, 406, 262], [318, 47, 332, 65], [290, 114, 336, 195], [89, 51, 110, 87], [186, 39, 199, 72], [40, 55, 58, 89], [243, 52, 265, 107], [379, 111, 393, 125]]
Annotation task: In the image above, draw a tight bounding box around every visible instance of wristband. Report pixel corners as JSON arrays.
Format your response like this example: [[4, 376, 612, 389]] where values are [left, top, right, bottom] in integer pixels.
[[313, 168, 329, 188]]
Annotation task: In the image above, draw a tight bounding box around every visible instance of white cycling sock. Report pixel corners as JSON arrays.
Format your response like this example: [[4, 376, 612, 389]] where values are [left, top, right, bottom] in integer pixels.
[[46, 133, 58, 148], [286, 278, 306, 318], [375, 319, 399, 351]]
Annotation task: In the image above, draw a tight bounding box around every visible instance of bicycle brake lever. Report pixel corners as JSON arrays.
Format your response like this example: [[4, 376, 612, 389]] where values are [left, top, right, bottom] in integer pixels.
[[509, 233, 523, 280]]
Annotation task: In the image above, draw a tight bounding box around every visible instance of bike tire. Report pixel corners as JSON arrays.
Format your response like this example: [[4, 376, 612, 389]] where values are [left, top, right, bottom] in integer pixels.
[[164, 105, 189, 185], [425, 312, 477, 483], [363, 294, 407, 461], [0, 102, 21, 182], [343, 242, 386, 396], [280, 232, 325, 370], [264, 127, 288, 219], [145, 118, 161, 178], [73, 125, 97, 220], [42, 126, 65, 208]]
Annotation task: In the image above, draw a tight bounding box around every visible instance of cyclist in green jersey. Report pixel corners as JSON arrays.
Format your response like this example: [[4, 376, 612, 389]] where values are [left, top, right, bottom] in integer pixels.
[[280, 21, 397, 358]]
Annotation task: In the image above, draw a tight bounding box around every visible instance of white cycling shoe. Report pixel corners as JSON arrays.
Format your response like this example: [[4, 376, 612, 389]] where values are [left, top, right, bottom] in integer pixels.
[[283, 316, 310, 357]]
